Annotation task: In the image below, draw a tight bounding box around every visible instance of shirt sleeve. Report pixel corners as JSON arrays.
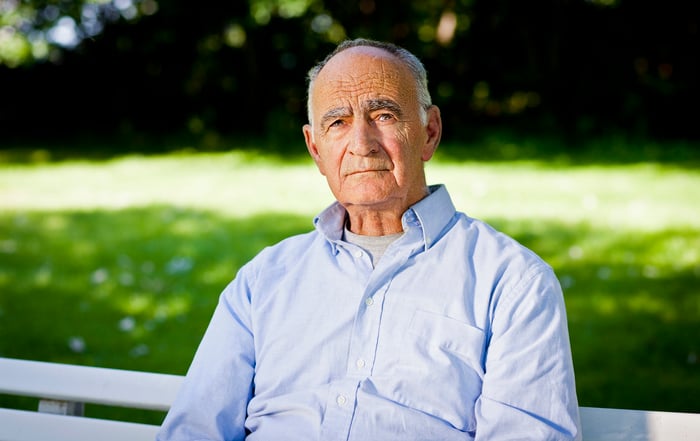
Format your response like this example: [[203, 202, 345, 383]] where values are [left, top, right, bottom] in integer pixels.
[[156, 269, 256, 441], [475, 264, 582, 441]]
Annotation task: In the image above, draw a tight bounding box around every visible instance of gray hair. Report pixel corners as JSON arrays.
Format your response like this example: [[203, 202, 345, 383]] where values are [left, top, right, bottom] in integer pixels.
[[306, 38, 433, 127]]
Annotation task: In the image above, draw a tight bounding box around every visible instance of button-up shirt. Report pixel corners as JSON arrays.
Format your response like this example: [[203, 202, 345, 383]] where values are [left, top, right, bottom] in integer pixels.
[[157, 184, 581, 441]]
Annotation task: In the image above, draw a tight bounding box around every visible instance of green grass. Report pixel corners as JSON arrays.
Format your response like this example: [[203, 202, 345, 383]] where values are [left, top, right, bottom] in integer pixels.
[[1, 140, 699, 424]]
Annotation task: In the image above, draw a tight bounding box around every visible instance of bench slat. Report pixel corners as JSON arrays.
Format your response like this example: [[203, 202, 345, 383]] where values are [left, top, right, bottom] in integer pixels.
[[2, 357, 700, 441], [580, 406, 700, 441], [0, 408, 160, 441], [0, 357, 182, 411]]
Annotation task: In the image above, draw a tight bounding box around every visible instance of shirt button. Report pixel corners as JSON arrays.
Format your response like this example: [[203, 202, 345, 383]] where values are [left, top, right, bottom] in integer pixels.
[[365, 297, 374, 306], [354, 250, 363, 258], [336, 394, 347, 406], [356, 358, 366, 368]]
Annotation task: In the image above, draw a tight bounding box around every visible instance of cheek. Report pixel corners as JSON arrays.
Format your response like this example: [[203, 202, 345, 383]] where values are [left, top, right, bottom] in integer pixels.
[[393, 128, 412, 149], [388, 129, 421, 168], [316, 151, 343, 179]]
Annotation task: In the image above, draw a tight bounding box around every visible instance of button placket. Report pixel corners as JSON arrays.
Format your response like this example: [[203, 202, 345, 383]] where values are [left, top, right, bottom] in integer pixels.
[[321, 382, 359, 440], [347, 280, 392, 377]]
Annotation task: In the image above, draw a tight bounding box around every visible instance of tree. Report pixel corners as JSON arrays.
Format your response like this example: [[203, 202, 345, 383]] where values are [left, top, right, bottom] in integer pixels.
[[1, 0, 697, 146], [0, 0, 155, 67]]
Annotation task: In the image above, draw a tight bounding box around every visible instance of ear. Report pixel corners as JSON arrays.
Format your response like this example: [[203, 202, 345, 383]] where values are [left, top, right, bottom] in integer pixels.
[[303, 124, 324, 173], [421, 105, 442, 162]]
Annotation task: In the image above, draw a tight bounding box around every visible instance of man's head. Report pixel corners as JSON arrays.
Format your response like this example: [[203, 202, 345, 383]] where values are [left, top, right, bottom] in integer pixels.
[[306, 39, 433, 127], [303, 38, 442, 219]]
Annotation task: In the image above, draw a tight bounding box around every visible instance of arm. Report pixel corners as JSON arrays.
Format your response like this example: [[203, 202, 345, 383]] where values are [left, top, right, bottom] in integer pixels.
[[475, 265, 582, 441], [156, 274, 255, 441]]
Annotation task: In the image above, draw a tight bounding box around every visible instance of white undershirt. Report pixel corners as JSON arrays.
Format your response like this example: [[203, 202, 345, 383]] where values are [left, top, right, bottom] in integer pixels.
[[343, 227, 404, 267]]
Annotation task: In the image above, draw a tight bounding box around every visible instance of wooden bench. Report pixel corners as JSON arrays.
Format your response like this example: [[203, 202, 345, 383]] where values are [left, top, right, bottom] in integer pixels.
[[1, 356, 698, 440]]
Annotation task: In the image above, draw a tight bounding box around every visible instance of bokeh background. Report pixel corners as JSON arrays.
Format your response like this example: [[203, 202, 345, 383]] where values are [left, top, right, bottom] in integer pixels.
[[2, 0, 698, 145], [1, 0, 699, 425]]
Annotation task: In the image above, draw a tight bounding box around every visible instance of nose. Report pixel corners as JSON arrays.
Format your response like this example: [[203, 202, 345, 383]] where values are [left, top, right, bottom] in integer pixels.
[[348, 119, 379, 156]]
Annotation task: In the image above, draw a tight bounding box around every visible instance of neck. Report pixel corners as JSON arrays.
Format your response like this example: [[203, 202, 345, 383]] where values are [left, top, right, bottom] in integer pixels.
[[344, 186, 430, 236], [345, 208, 405, 236]]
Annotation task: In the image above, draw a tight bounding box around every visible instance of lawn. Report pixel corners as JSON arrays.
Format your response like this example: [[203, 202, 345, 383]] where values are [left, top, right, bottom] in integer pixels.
[[1, 138, 699, 424]]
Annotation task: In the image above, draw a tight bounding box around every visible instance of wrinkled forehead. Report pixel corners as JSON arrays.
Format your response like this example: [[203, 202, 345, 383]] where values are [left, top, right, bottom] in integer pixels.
[[311, 47, 414, 111]]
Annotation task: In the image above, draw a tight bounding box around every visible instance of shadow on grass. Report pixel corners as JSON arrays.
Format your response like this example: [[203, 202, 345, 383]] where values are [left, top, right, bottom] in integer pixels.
[[1, 130, 699, 167], [437, 130, 700, 168], [0, 207, 312, 424], [488, 218, 700, 413], [1, 207, 698, 423], [0, 133, 313, 165]]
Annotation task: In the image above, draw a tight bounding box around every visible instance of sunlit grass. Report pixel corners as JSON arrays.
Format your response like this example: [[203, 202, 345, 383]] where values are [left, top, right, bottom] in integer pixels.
[[1, 146, 699, 422], [0, 151, 331, 216], [429, 161, 699, 230]]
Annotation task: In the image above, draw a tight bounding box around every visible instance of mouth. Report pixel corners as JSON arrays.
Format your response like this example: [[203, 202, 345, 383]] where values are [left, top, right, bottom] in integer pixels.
[[346, 169, 388, 177]]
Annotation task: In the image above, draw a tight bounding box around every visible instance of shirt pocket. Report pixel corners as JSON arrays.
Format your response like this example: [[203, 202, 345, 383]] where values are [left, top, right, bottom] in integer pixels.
[[408, 309, 486, 379], [388, 309, 486, 432]]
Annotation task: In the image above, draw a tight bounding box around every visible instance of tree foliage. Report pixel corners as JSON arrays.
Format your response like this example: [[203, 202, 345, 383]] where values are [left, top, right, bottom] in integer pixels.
[[1, 0, 697, 146]]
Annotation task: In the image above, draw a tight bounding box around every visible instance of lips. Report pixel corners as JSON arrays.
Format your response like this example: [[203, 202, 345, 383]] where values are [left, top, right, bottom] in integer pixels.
[[346, 168, 388, 176], [343, 161, 391, 176]]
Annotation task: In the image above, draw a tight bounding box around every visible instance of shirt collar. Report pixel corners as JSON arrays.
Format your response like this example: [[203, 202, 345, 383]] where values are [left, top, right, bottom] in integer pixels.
[[314, 184, 456, 252], [406, 184, 456, 249]]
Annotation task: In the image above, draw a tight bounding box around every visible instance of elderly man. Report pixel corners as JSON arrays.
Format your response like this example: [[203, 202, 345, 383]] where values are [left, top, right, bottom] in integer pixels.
[[156, 38, 581, 441]]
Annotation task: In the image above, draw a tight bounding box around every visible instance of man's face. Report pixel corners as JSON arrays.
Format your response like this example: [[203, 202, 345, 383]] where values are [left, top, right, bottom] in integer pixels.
[[303, 47, 441, 213]]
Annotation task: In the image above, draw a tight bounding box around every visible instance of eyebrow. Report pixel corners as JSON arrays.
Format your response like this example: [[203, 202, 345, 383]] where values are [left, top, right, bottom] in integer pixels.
[[320, 106, 352, 130], [319, 99, 404, 130], [365, 98, 403, 119]]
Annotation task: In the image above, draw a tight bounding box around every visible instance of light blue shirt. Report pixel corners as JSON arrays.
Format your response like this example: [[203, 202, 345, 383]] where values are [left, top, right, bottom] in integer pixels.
[[157, 184, 581, 441]]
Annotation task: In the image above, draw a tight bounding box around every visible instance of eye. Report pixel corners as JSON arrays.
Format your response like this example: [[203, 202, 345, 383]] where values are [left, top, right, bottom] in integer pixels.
[[323, 119, 346, 134], [376, 113, 396, 122]]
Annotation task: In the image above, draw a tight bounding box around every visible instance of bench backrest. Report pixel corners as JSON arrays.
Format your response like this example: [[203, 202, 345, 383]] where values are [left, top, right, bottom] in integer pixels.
[[1, 357, 698, 441], [0, 357, 182, 441], [579, 406, 700, 441]]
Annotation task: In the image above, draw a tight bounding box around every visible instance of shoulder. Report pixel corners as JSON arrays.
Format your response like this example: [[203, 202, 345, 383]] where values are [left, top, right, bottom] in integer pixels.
[[239, 229, 324, 278], [452, 212, 558, 291], [221, 229, 323, 303], [455, 214, 545, 262]]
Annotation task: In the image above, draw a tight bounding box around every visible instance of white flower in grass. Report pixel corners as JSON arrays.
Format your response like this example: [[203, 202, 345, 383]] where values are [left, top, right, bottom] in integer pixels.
[[68, 336, 86, 353], [91, 268, 109, 284], [166, 256, 193, 274], [568, 246, 583, 260], [130, 344, 149, 358], [119, 316, 136, 332]]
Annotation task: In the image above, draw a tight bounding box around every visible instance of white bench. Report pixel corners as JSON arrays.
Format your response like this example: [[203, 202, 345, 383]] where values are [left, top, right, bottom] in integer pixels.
[[0, 357, 181, 441], [1, 357, 698, 441]]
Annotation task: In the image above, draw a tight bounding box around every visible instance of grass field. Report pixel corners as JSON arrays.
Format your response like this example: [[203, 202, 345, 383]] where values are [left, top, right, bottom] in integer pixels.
[[1, 137, 699, 424]]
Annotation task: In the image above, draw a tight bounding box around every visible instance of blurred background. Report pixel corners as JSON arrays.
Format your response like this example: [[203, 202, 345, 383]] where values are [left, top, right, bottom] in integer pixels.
[[2, 0, 698, 147], [1, 0, 699, 425]]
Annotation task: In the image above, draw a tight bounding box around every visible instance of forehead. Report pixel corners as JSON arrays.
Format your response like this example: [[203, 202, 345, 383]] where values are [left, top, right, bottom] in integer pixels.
[[311, 47, 414, 110]]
